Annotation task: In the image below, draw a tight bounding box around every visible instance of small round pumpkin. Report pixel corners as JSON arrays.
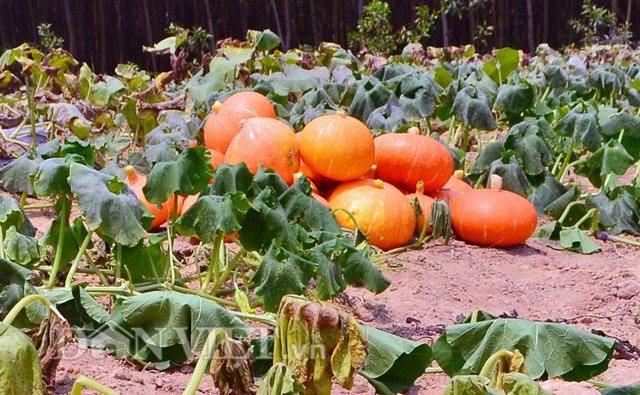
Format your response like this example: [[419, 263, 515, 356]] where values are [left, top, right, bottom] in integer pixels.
[[374, 127, 454, 193], [329, 179, 416, 250], [450, 175, 537, 247], [298, 112, 375, 181], [407, 181, 435, 235], [432, 170, 473, 206], [224, 117, 300, 184], [203, 91, 276, 153], [124, 166, 175, 230]]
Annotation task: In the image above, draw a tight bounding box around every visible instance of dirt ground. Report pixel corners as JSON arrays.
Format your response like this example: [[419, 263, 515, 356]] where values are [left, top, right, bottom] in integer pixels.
[[41, 227, 639, 395]]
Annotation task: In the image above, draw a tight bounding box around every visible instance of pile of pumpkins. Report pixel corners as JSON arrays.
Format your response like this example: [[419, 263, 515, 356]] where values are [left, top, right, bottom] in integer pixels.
[[126, 91, 538, 251]]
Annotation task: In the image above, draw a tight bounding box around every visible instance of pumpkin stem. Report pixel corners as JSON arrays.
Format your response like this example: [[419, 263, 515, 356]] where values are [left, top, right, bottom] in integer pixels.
[[335, 109, 347, 116], [415, 180, 425, 195], [365, 164, 377, 179], [453, 169, 465, 180], [372, 179, 384, 189], [212, 100, 223, 113], [407, 126, 421, 135], [124, 165, 137, 181], [489, 174, 503, 191]]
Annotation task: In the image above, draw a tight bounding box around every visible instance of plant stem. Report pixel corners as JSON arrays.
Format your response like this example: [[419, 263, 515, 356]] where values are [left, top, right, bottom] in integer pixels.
[[182, 329, 227, 395], [601, 233, 640, 248], [557, 201, 586, 224], [0, 227, 5, 260], [586, 379, 613, 389], [23, 202, 56, 210], [2, 294, 65, 327], [446, 116, 456, 146], [571, 208, 598, 230], [171, 284, 237, 307], [166, 225, 176, 284], [556, 141, 576, 181], [64, 231, 94, 288], [232, 311, 277, 326], [45, 197, 70, 289], [211, 247, 244, 295], [201, 230, 225, 293], [71, 375, 119, 395], [114, 244, 123, 281], [424, 367, 444, 374], [85, 285, 135, 297]]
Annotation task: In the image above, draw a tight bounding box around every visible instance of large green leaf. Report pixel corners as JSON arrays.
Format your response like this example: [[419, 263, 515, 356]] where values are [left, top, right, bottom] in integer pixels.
[[32, 155, 84, 197], [252, 246, 316, 313], [360, 325, 433, 395], [0, 259, 45, 328], [574, 140, 635, 188], [207, 163, 256, 197], [494, 83, 535, 115], [483, 47, 520, 85], [175, 193, 251, 241], [0, 155, 38, 195], [104, 291, 251, 367], [120, 234, 169, 284], [2, 226, 41, 266], [600, 112, 640, 161], [143, 146, 214, 204], [587, 186, 640, 236], [46, 285, 110, 334], [0, 194, 35, 236], [528, 173, 568, 215], [433, 318, 615, 381], [554, 104, 601, 152], [69, 163, 150, 246], [278, 177, 341, 234], [451, 86, 497, 130], [504, 120, 555, 177], [348, 77, 394, 122]]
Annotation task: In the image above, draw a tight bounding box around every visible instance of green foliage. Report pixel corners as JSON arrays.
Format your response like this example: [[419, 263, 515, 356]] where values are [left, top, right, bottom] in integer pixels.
[[348, 1, 439, 55], [569, 0, 633, 45], [36, 22, 64, 53], [433, 317, 615, 380]]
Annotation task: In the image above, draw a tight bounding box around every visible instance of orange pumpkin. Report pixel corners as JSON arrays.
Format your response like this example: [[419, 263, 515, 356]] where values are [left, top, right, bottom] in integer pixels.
[[298, 112, 375, 181], [203, 91, 276, 153], [432, 170, 473, 206], [374, 127, 454, 193], [329, 179, 416, 250], [224, 117, 300, 184], [450, 175, 537, 247], [407, 181, 435, 234], [124, 166, 175, 230]]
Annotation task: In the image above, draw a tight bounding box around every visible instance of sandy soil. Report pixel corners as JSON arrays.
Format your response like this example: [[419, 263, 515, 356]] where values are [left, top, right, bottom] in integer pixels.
[[20, 202, 640, 394], [45, 236, 640, 394]]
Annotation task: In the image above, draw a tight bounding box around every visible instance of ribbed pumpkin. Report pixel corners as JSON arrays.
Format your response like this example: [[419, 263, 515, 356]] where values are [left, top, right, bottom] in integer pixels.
[[450, 175, 537, 247], [224, 117, 299, 184], [432, 170, 473, 206], [407, 181, 435, 234], [329, 179, 415, 250], [203, 91, 276, 153], [124, 166, 175, 230], [374, 127, 454, 193], [298, 112, 375, 181]]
